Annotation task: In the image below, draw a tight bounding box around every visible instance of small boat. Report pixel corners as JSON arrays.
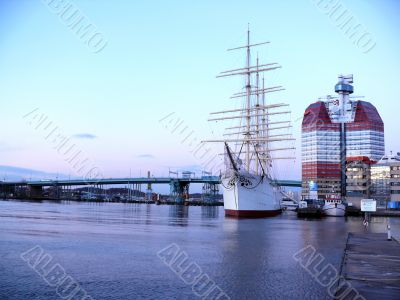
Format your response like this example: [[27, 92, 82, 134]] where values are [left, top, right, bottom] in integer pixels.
[[281, 198, 298, 211], [323, 194, 346, 216], [297, 199, 324, 217]]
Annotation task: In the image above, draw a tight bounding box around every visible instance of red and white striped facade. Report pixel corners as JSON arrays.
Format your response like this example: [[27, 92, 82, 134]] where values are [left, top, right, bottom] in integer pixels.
[[301, 100, 384, 199]]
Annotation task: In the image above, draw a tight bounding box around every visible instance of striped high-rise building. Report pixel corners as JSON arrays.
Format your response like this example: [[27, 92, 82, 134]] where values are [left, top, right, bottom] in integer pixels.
[[301, 75, 384, 200]]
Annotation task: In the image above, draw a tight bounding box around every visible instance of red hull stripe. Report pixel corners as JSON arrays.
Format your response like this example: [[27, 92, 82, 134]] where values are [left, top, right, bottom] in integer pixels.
[[225, 209, 282, 218]]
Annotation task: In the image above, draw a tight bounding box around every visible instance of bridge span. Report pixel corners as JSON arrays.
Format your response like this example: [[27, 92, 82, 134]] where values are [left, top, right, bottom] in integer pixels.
[[0, 176, 301, 202]]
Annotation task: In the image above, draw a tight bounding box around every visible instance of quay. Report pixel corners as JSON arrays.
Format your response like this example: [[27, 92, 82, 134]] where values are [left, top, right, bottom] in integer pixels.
[[371, 210, 400, 217], [296, 207, 323, 218], [336, 232, 400, 299]]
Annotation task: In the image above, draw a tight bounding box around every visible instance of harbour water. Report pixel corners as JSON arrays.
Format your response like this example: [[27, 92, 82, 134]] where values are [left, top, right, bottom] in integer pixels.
[[0, 200, 399, 300]]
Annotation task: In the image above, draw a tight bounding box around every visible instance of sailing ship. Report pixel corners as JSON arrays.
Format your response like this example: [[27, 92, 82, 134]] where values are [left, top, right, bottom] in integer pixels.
[[204, 28, 295, 218], [322, 194, 346, 217]]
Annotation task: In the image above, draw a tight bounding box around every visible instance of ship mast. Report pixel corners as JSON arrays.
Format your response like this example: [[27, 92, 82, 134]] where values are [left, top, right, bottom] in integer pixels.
[[255, 55, 260, 175], [262, 76, 267, 172], [245, 27, 251, 172], [203, 27, 295, 176]]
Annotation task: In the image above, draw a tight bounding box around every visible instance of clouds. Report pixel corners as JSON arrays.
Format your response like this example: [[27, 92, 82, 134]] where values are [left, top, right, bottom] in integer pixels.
[[137, 154, 155, 159], [0, 142, 22, 152], [71, 133, 97, 139]]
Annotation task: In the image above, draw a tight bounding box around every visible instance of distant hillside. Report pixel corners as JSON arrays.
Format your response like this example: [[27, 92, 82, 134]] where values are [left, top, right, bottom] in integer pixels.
[[0, 165, 69, 181]]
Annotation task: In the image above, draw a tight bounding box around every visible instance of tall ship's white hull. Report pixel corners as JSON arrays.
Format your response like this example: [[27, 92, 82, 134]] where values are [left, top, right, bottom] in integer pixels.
[[222, 174, 282, 218], [322, 203, 346, 216]]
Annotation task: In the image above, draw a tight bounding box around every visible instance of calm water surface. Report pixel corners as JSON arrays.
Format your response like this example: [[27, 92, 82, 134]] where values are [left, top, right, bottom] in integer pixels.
[[1, 200, 399, 300]]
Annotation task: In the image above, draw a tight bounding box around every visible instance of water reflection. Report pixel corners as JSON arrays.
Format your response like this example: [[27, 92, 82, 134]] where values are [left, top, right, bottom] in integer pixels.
[[168, 205, 189, 226], [221, 219, 271, 299], [201, 206, 219, 219], [1, 200, 400, 300]]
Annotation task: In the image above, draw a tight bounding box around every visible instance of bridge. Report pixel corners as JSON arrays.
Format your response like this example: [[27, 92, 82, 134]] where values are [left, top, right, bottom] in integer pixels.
[[0, 175, 301, 202]]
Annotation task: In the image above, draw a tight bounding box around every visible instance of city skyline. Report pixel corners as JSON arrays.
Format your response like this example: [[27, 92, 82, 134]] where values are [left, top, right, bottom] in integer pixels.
[[1, 0, 399, 182]]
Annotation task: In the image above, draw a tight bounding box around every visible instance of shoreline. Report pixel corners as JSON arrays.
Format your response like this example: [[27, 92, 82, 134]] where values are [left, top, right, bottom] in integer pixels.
[[2, 199, 400, 214], [0, 198, 224, 206]]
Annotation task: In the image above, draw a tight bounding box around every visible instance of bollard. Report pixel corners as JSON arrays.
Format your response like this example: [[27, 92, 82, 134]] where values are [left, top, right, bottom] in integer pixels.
[[387, 223, 392, 241], [363, 213, 369, 232]]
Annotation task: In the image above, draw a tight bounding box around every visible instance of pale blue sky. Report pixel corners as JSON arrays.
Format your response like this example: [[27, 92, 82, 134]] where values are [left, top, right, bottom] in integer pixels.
[[0, 0, 399, 182]]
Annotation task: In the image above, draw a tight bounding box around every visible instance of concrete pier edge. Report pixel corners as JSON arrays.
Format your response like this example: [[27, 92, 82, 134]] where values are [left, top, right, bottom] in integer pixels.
[[336, 232, 400, 299]]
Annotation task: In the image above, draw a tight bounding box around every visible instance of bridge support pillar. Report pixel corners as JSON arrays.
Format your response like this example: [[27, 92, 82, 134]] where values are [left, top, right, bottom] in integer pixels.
[[169, 180, 189, 204], [146, 171, 152, 201], [29, 186, 43, 199], [146, 186, 152, 201], [202, 182, 219, 203]]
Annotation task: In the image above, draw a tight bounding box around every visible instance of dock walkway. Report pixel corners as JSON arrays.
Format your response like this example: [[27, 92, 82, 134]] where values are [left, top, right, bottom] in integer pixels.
[[337, 233, 400, 299]]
